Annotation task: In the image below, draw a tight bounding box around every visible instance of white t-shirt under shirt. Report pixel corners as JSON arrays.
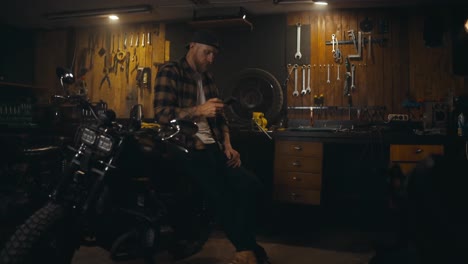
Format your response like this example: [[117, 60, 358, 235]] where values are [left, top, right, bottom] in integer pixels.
[[195, 74, 215, 144]]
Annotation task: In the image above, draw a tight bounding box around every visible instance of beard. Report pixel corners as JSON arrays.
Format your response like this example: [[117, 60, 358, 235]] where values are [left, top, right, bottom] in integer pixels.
[[195, 62, 209, 73], [194, 56, 212, 73]]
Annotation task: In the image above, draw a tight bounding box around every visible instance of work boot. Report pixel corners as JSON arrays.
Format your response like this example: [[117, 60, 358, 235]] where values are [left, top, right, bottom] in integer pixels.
[[227, 250, 258, 264]]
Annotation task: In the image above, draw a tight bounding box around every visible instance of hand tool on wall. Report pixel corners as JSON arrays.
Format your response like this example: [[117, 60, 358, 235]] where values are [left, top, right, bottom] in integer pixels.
[[123, 33, 127, 49], [331, 34, 336, 53], [136, 67, 151, 89], [327, 64, 331, 83], [141, 32, 145, 47], [295, 23, 302, 59], [135, 33, 139, 47], [131, 48, 139, 74], [337, 64, 340, 80], [147, 32, 151, 45], [131, 47, 136, 62], [332, 34, 342, 63], [116, 34, 126, 62], [130, 33, 133, 47], [343, 58, 351, 97], [348, 30, 357, 50], [98, 36, 106, 57], [306, 64, 311, 94], [110, 34, 118, 74], [293, 64, 299, 96], [100, 55, 111, 89], [348, 31, 362, 59], [113, 54, 118, 75], [125, 51, 130, 83], [301, 65, 307, 95], [351, 64, 356, 91], [111, 34, 115, 57]]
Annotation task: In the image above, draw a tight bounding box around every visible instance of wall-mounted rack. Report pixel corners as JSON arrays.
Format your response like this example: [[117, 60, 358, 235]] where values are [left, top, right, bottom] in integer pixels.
[[325, 38, 388, 46], [287, 105, 387, 121], [287, 106, 386, 110]]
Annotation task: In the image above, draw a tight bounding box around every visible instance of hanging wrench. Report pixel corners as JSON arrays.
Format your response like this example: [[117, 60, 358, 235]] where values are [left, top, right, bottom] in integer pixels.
[[327, 64, 331, 83], [295, 23, 302, 59], [337, 64, 340, 80], [306, 64, 311, 94], [293, 64, 299, 96], [331, 34, 336, 53], [348, 30, 357, 51], [333, 34, 342, 63], [351, 64, 356, 91], [301, 65, 307, 95]]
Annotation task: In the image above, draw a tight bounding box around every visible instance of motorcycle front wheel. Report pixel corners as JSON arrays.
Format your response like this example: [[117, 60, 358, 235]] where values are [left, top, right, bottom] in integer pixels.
[[0, 202, 77, 264]]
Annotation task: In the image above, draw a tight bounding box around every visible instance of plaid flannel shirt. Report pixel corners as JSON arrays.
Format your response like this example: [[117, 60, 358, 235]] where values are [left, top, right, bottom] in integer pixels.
[[153, 57, 229, 150]]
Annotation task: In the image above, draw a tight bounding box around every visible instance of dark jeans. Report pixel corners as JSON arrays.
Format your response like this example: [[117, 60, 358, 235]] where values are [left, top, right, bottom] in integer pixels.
[[183, 143, 264, 252]]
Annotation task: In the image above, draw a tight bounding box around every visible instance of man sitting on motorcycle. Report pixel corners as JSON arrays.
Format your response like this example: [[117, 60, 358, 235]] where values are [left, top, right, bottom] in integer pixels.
[[153, 30, 269, 264]]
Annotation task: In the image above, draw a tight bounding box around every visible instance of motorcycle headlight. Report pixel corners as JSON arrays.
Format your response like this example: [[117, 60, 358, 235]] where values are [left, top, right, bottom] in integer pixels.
[[81, 128, 97, 145], [97, 135, 113, 153]]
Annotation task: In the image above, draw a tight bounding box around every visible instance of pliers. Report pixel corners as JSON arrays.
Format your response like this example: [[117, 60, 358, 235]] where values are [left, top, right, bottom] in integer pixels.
[[100, 72, 111, 89]]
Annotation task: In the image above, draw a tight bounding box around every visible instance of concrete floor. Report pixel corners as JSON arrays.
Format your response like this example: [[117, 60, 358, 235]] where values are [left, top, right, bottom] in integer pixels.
[[71, 234, 376, 264], [71, 204, 395, 264]]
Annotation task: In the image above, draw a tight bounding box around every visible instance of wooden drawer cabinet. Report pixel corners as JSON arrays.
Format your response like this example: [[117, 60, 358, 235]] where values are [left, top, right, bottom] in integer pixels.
[[274, 188, 321, 204], [274, 140, 323, 205], [276, 157, 322, 173], [390, 144, 444, 175]]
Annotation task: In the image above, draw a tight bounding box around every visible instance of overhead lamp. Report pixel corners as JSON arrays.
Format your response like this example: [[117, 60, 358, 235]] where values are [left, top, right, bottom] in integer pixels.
[[273, 0, 315, 4], [315, 1, 328, 5], [45, 5, 152, 20], [273, 0, 328, 4]]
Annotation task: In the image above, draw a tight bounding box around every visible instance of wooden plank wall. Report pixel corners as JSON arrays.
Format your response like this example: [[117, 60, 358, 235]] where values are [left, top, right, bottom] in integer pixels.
[[34, 23, 168, 119], [73, 23, 167, 118], [286, 8, 465, 123], [33, 8, 466, 123]]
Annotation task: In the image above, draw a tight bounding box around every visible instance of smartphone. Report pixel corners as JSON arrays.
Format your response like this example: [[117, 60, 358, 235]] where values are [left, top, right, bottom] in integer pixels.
[[223, 96, 237, 105]]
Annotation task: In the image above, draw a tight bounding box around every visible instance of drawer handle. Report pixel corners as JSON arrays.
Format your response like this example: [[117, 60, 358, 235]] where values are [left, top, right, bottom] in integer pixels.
[[292, 161, 301, 167], [290, 192, 300, 199], [292, 176, 302, 181], [293, 145, 302, 151], [415, 148, 423, 154]]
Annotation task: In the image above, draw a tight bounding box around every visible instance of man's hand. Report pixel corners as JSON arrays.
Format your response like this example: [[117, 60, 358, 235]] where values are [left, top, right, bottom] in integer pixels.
[[195, 98, 224, 118], [224, 145, 241, 168]]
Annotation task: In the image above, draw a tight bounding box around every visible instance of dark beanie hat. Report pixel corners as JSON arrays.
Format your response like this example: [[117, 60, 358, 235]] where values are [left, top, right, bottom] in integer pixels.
[[186, 30, 220, 50]]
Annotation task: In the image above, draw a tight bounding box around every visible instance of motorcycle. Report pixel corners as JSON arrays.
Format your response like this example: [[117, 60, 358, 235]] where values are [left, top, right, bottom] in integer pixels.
[[0, 67, 212, 264]]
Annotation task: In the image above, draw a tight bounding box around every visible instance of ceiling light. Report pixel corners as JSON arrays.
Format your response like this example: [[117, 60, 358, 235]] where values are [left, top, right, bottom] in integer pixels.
[[273, 0, 315, 4], [45, 5, 152, 20], [108, 15, 119, 20], [315, 1, 328, 5]]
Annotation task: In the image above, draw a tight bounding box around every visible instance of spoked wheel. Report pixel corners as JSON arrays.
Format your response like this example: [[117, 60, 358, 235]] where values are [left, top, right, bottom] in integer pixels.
[[223, 68, 283, 127], [0, 202, 76, 264]]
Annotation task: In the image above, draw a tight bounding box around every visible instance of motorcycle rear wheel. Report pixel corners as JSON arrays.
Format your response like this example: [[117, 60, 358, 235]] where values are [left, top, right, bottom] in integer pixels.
[[0, 202, 76, 264]]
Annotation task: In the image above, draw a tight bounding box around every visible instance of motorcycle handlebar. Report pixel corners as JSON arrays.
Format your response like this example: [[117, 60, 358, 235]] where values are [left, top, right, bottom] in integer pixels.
[[137, 121, 196, 154], [52, 94, 112, 124]]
